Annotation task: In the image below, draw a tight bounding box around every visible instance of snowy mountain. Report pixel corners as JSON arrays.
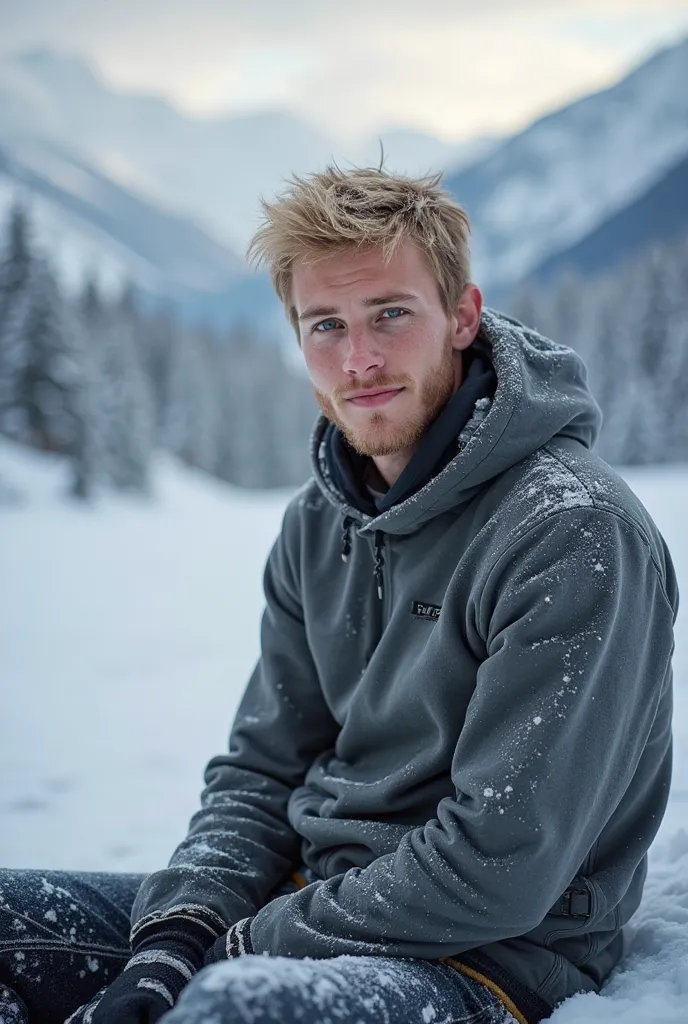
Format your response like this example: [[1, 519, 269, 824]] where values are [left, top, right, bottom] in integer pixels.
[[2, 40, 686, 325], [444, 37, 688, 296], [0, 51, 334, 249], [0, 134, 287, 331], [529, 150, 688, 285], [0, 136, 245, 296], [0, 51, 484, 252]]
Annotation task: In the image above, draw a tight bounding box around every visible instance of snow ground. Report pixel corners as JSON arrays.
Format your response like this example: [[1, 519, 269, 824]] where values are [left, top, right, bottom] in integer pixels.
[[0, 439, 686, 1023]]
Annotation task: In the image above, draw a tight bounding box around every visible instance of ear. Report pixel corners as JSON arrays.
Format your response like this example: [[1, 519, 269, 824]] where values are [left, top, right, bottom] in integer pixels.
[[450, 284, 483, 352]]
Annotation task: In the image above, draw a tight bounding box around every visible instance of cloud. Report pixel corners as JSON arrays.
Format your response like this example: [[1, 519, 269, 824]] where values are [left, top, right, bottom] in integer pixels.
[[1, 0, 687, 140]]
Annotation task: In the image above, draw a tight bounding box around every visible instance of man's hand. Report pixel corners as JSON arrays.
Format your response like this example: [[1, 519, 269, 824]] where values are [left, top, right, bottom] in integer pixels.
[[64, 942, 197, 1024]]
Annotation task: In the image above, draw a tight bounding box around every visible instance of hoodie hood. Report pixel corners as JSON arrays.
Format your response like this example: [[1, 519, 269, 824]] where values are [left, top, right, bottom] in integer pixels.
[[310, 307, 602, 537]]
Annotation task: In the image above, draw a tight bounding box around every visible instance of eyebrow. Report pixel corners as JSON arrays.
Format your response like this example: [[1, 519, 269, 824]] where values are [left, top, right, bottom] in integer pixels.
[[297, 292, 420, 322]]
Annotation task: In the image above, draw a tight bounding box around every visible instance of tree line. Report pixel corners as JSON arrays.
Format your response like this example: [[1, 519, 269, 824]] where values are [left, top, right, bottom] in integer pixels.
[[1, 202, 686, 502], [0, 204, 316, 498], [506, 233, 688, 466]]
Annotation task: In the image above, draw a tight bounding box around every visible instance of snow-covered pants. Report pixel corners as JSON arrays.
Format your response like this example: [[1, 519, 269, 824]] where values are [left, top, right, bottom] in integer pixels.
[[166, 954, 517, 1024], [0, 869, 515, 1024]]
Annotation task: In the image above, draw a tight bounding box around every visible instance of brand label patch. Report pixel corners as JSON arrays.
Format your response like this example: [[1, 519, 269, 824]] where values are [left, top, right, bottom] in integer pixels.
[[411, 600, 442, 621]]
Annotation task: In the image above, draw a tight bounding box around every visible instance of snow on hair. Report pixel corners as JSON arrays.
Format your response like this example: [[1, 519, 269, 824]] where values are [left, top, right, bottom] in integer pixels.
[[246, 163, 472, 331]]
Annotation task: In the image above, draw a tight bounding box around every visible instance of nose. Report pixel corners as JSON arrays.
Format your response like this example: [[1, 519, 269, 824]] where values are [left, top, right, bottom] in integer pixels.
[[342, 327, 384, 377]]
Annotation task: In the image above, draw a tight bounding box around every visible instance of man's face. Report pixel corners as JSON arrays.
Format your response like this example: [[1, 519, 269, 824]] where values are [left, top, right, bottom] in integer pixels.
[[292, 240, 475, 458]]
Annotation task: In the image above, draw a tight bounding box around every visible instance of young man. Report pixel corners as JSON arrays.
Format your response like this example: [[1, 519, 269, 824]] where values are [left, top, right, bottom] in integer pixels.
[[0, 167, 677, 1024]]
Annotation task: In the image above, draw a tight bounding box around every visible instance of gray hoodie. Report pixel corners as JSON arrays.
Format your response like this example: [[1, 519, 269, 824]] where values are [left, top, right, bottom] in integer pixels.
[[131, 309, 677, 1020]]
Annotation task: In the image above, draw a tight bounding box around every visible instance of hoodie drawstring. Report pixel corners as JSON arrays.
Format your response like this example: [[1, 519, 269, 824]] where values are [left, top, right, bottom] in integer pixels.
[[340, 516, 386, 601], [341, 516, 353, 562], [373, 531, 385, 600]]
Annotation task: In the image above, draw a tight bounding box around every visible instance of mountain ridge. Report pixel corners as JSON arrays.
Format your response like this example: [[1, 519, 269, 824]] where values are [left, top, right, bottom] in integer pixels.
[[444, 36, 688, 295], [529, 151, 688, 285], [0, 49, 495, 249], [1, 39, 687, 327]]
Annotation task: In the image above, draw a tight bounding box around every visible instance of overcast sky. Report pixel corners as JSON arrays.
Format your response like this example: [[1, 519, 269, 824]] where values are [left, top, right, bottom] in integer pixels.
[[1, 0, 688, 141]]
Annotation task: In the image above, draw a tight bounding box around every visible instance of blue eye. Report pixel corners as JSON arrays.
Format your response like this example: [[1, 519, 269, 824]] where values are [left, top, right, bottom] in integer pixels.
[[381, 308, 406, 319], [314, 319, 340, 332]]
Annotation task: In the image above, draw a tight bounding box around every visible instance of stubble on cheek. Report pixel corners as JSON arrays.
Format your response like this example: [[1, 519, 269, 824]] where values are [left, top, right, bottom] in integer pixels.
[[309, 326, 457, 458], [312, 354, 454, 458]]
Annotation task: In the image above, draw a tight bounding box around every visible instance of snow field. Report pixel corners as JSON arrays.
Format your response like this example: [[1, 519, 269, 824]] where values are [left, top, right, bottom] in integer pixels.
[[0, 439, 686, 1023]]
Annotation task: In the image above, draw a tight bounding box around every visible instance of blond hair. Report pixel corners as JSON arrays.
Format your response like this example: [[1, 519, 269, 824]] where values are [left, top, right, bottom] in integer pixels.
[[246, 164, 472, 331]]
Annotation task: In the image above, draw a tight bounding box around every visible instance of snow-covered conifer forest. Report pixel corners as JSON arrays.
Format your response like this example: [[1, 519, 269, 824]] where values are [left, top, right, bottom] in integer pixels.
[[2, 200, 687, 500], [0, 203, 316, 498], [505, 232, 688, 466]]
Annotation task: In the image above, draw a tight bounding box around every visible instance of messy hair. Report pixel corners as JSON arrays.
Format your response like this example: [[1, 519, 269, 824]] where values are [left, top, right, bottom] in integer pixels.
[[246, 162, 472, 332]]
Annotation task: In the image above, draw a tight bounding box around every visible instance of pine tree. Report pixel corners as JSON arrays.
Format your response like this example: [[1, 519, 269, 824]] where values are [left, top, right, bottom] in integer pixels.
[[506, 278, 543, 333], [215, 322, 265, 488], [140, 303, 177, 444], [0, 207, 97, 496], [662, 234, 688, 461], [584, 275, 632, 466], [544, 268, 585, 351], [161, 321, 220, 474], [20, 259, 75, 449], [505, 235, 688, 468], [107, 287, 155, 493], [81, 282, 154, 493], [21, 257, 98, 496], [0, 203, 33, 439], [78, 277, 109, 490], [623, 244, 678, 463]]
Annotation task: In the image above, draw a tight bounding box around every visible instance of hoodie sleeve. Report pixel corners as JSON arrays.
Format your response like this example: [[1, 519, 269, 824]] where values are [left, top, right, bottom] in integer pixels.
[[130, 500, 339, 948], [248, 505, 676, 959]]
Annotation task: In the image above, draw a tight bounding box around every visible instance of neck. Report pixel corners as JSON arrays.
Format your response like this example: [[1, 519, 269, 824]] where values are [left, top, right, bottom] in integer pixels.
[[371, 446, 419, 490]]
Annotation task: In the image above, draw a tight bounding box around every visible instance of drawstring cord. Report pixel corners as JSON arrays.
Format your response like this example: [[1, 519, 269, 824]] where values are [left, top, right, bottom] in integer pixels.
[[373, 531, 385, 600], [341, 516, 353, 562], [340, 515, 386, 601]]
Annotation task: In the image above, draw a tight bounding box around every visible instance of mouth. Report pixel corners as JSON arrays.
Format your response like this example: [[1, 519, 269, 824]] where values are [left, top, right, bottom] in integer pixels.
[[346, 388, 404, 408]]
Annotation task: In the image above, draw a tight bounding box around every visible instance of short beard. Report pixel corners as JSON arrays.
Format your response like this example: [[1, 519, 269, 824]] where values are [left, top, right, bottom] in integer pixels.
[[313, 336, 456, 458]]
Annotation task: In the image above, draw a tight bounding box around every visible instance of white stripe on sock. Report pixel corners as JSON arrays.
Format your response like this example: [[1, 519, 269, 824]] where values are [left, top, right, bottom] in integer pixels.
[[237, 921, 249, 956], [136, 978, 175, 1008], [126, 950, 194, 982]]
